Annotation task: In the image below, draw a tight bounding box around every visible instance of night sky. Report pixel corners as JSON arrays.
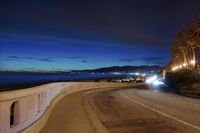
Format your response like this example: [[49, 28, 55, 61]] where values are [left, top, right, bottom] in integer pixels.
[[0, 0, 200, 71]]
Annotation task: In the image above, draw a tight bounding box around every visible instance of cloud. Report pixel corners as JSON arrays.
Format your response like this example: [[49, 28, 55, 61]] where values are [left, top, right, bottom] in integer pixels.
[[7, 56, 54, 62], [67, 56, 85, 59], [119, 56, 168, 65], [119, 58, 135, 62], [141, 57, 166, 62], [37, 58, 53, 62], [141, 57, 169, 65], [7, 56, 19, 59], [82, 60, 89, 63]]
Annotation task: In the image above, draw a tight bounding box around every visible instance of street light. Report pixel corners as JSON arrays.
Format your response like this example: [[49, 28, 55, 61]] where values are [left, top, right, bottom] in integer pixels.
[[190, 60, 195, 65]]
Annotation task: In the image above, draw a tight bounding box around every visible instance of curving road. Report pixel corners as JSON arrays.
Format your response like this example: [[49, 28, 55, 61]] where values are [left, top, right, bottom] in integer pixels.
[[40, 85, 200, 133]]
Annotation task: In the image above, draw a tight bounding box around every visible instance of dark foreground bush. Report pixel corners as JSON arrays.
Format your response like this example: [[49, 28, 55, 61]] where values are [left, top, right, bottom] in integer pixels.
[[165, 69, 200, 90]]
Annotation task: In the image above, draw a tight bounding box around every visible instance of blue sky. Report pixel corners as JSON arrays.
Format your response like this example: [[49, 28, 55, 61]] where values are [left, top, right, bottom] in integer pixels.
[[0, 0, 200, 71], [0, 33, 170, 71]]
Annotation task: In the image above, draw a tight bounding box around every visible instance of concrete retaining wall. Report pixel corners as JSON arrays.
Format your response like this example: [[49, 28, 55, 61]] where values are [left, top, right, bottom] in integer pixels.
[[0, 82, 132, 133]]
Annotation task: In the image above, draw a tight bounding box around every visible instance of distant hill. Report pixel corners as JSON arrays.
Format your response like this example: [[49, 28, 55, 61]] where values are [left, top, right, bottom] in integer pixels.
[[72, 65, 162, 73], [1, 65, 163, 73]]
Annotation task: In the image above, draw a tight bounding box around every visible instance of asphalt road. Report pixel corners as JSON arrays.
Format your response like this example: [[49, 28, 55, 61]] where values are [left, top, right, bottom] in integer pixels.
[[40, 85, 200, 133]]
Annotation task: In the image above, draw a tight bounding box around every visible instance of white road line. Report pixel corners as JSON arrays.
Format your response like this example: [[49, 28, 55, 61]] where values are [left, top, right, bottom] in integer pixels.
[[120, 93, 200, 131], [134, 90, 200, 106]]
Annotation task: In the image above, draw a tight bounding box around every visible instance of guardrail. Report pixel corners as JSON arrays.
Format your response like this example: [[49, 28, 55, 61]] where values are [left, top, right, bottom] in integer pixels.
[[0, 82, 134, 133], [0, 82, 71, 133]]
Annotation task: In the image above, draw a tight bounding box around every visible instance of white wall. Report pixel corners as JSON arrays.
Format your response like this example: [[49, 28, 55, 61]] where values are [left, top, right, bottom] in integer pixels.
[[0, 82, 132, 133]]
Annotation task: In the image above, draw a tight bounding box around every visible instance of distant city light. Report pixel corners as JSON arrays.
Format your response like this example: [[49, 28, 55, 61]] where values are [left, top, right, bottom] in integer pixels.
[[152, 80, 164, 86], [128, 73, 135, 75], [135, 72, 140, 76], [145, 75, 157, 84], [111, 72, 121, 75], [142, 73, 146, 76]]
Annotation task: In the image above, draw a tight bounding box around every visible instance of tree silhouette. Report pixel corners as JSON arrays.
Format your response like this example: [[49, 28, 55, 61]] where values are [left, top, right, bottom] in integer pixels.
[[167, 17, 200, 72]]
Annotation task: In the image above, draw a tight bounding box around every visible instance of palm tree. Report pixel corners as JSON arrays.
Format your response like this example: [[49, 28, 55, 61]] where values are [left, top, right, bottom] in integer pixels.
[[168, 17, 200, 72], [194, 17, 200, 37], [171, 43, 183, 69], [187, 17, 200, 64], [194, 17, 200, 58], [187, 38, 197, 64], [174, 29, 193, 66]]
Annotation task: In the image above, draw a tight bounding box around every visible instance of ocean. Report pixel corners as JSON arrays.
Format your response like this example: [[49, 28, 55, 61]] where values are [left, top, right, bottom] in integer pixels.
[[0, 72, 126, 85]]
